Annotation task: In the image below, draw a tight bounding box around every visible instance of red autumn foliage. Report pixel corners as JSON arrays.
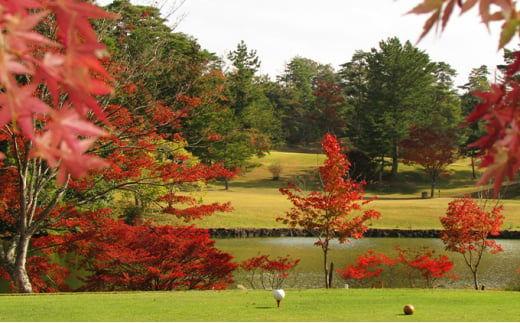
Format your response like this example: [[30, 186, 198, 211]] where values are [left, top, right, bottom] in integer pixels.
[[337, 247, 457, 288], [310, 80, 347, 136], [440, 196, 504, 290], [278, 133, 380, 288], [239, 254, 300, 290], [337, 250, 397, 281], [400, 125, 459, 197], [395, 246, 458, 287], [31, 210, 237, 291]]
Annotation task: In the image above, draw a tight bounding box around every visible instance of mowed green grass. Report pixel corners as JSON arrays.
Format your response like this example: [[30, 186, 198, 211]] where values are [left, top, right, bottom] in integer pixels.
[[1, 289, 519, 321], [152, 151, 520, 230]]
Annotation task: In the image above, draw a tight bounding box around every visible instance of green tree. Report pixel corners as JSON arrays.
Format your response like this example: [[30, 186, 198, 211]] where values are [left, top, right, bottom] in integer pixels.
[[99, 0, 215, 109], [275, 57, 339, 145], [339, 50, 369, 141], [459, 65, 491, 179], [423, 62, 462, 131], [351, 37, 438, 179], [226, 40, 261, 116]]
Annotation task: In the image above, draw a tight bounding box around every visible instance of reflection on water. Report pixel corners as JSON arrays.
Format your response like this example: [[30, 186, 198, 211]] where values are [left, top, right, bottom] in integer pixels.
[[216, 237, 520, 290]]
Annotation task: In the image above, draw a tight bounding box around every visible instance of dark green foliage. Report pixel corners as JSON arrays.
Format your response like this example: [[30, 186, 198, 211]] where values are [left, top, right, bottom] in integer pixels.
[[340, 37, 461, 180], [121, 206, 145, 225], [346, 150, 378, 182]]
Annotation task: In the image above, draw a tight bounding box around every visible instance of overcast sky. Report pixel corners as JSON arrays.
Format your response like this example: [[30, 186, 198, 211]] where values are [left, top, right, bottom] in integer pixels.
[[100, 0, 514, 88]]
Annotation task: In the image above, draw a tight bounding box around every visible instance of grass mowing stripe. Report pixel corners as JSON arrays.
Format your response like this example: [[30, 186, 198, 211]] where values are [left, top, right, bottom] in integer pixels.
[[1, 289, 519, 321]]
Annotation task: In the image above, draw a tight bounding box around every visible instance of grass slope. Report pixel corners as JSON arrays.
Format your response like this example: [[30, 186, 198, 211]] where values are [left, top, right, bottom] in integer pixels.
[[152, 151, 520, 230], [1, 289, 519, 321]]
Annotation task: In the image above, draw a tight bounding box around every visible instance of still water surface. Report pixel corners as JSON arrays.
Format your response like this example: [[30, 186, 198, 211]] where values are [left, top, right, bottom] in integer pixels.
[[216, 237, 520, 289]]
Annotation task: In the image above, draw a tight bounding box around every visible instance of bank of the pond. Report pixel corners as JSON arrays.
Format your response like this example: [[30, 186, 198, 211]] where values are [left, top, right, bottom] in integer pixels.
[[209, 228, 520, 239]]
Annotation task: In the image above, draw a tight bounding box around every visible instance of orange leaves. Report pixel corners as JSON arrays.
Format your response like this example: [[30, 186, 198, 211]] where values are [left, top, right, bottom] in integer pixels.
[[463, 56, 520, 195]]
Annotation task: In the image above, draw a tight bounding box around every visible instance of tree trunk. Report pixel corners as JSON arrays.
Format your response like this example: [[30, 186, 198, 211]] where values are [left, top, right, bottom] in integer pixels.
[[328, 261, 334, 288], [11, 237, 34, 293], [430, 171, 438, 198], [323, 244, 330, 289], [471, 150, 476, 179], [377, 154, 384, 189], [472, 270, 479, 290], [391, 143, 399, 178], [13, 264, 33, 293], [224, 177, 229, 191]]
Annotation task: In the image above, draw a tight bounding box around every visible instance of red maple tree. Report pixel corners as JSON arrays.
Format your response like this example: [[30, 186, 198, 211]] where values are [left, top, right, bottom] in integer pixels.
[[440, 196, 504, 290], [277, 133, 380, 288], [310, 80, 347, 137], [400, 125, 459, 197], [0, 0, 119, 293]]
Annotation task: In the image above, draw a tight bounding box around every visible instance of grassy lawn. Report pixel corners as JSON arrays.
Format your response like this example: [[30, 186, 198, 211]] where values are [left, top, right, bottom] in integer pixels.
[[1, 289, 519, 321], [151, 151, 520, 230]]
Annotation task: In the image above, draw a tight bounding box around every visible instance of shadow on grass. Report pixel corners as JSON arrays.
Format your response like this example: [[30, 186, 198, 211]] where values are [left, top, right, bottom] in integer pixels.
[[226, 169, 321, 191], [214, 167, 494, 200]]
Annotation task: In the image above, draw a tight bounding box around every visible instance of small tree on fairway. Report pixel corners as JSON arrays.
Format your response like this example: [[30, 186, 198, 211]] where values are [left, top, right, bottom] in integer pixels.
[[440, 196, 504, 290], [277, 134, 380, 288]]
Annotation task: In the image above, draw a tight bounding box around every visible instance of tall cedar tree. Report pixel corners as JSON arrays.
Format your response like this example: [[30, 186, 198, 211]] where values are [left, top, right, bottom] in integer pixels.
[[277, 134, 380, 288], [362, 37, 437, 178], [440, 196, 504, 290], [459, 65, 491, 179], [400, 125, 459, 197]]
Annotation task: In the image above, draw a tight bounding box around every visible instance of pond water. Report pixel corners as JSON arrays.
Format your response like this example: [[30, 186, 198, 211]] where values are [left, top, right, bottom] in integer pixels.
[[216, 237, 520, 290], [2, 237, 518, 292]]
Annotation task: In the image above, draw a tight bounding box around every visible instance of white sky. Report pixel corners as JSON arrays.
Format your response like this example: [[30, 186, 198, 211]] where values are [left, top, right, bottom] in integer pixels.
[[100, 0, 514, 88]]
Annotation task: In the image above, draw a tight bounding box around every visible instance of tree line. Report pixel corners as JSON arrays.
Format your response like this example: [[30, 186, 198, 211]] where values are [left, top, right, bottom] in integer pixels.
[[97, 1, 500, 187]]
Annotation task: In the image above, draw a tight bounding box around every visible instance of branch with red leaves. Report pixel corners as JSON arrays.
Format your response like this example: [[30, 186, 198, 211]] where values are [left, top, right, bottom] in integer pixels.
[[337, 248, 457, 288], [0, 0, 120, 183]]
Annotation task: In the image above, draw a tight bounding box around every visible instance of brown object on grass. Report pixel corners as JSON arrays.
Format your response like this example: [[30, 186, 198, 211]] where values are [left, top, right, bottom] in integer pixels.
[[404, 304, 415, 315]]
